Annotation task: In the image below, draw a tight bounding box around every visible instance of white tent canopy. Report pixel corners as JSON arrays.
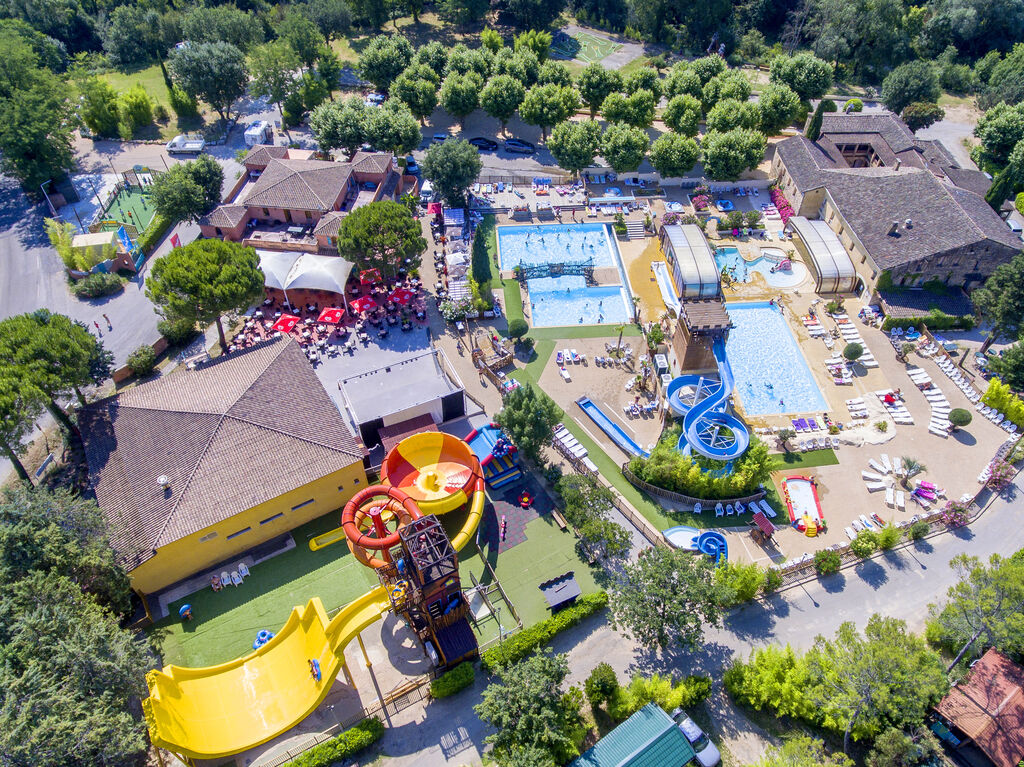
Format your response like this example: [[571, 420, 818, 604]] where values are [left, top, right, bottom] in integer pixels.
[[786, 216, 858, 293], [258, 250, 354, 296], [659, 224, 720, 299]]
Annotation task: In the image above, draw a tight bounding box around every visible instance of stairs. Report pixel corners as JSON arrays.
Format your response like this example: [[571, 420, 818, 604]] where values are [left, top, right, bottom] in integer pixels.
[[625, 219, 646, 239]]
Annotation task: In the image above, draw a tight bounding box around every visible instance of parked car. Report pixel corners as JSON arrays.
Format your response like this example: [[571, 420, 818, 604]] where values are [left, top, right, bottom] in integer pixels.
[[405, 155, 420, 174], [504, 138, 535, 154], [432, 132, 448, 143], [364, 92, 385, 106], [671, 711, 721, 767], [469, 137, 499, 151], [166, 134, 205, 154]]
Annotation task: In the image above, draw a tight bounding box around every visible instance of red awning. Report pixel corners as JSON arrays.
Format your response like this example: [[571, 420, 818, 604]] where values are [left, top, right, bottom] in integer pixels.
[[426, 202, 442, 215], [349, 296, 378, 314], [271, 314, 300, 333], [359, 268, 381, 285], [752, 511, 774, 538], [388, 287, 416, 305], [317, 306, 345, 324]]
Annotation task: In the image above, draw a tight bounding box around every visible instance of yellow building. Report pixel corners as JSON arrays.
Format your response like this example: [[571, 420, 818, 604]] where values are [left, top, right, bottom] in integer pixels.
[[80, 336, 367, 599]]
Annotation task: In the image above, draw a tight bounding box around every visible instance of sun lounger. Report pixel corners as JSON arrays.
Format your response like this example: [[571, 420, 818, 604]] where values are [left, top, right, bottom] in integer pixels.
[[859, 514, 876, 530], [869, 458, 887, 474], [560, 367, 571, 381], [880, 454, 892, 473], [862, 470, 884, 481], [845, 527, 857, 541], [895, 490, 905, 510], [865, 481, 887, 492], [851, 519, 864, 531], [886, 486, 895, 507], [758, 500, 776, 518]]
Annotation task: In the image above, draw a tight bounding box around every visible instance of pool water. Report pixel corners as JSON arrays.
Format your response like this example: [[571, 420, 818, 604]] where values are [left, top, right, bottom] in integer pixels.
[[725, 302, 827, 416], [528, 276, 631, 327], [715, 247, 806, 289], [497, 223, 616, 270]]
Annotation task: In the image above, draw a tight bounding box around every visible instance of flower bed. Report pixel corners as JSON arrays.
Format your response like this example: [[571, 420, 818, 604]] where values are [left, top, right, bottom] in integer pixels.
[[769, 187, 794, 225]]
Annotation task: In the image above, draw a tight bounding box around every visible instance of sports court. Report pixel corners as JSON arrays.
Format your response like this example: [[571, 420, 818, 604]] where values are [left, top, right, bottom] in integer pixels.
[[102, 185, 157, 231], [552, 30, 621, 64]]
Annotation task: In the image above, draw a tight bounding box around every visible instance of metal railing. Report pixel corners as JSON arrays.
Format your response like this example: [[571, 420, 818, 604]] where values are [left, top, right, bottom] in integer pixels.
[[620, 462, 768, 508]]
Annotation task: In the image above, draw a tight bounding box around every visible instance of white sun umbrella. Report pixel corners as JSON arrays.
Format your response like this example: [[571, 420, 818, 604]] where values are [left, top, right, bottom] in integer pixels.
[[257, 250, 302, 308]]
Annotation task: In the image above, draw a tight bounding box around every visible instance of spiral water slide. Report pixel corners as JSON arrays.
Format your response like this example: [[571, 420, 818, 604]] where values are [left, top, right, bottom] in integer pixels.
[[144, 433, 486, 762], [666, 339, 750, 461]]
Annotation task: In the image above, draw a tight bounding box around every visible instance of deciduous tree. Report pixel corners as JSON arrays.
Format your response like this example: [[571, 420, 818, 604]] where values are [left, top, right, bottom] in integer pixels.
[[649, 133, 700, 178], [662, 94, 702, 136], [494, 383, 562, 464], [972, 252, 1024, 350], [610, 547, 730, 651], [309, 96, 366, 155], [169, 41, 249, 121], [757, 82, 801, 135], [769, 53, 834, 101], [902, 102, 945, 132], [181, 6, 264, 52], [358, 34, 413, 93], [601, 123, 650, 173], [439, 71, 483, 128], [865, 727, 942, 767], [706, 97, 760, 132], [79, 76, 119, 138], [701, 128, 767, 181], [601, 89, 656, 129], [974, 102, 1024, 169], [490, 47, 538, 88], [537, 61, 572, 87], [577, 62, 622, 118], [881, 61, 940, 115], [146, 240, 264, 353], [755, 736, 853, 767], [303, 0, 352, 41], [624, 66, 662, 101], [248, 41, 300, 120], [548, 119, 602, 176], [480, 74, 526, 134], [392, 63, 439, 125], [520, 83, 579, 140], [513, 29, 552, 63], [278, 10, 324, 71], [505, 0, 566, 30]]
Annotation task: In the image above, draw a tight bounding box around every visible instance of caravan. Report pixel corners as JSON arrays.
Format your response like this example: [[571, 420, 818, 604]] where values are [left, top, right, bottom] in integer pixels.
[[244, 121, 273, 147]]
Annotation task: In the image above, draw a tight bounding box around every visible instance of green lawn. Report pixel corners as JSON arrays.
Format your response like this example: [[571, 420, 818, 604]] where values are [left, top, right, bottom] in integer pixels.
[[769, 448, 839, 472], [100, 63, 205, 140]]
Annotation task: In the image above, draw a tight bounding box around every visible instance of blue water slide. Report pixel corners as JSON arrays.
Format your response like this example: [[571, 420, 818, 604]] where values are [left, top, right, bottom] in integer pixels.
[[666, 339, 750, 461], [576, 396, 649, 458], [695, 531, 728, 564]]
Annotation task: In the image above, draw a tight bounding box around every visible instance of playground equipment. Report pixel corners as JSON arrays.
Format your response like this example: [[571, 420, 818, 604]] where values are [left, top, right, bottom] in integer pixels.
[[466, 423, 523, 488], [145, 432, 486, 762], [666, 339, 750, 461], [662, 525, 729, 564], [782, 476, 824, 534], [576, 395, 650, 457]]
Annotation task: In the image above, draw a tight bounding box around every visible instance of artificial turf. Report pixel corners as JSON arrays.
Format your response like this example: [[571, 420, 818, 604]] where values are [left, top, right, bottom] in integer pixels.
[[769, 448, 839, 471], [105, 187, 157, 230]]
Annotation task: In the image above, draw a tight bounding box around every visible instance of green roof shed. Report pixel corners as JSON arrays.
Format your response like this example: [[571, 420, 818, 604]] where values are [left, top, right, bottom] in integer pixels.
[[569, 703, 696, 767]]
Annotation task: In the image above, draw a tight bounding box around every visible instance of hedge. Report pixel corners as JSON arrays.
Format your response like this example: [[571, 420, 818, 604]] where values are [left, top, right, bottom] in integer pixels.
[[481, 592, 608, 673], [71, 272, 123, 298], [982, 378, 1024, 428], [137, 212, 174, 254], [429, 661, 475, 698], [881, 310, 975, 332], [287, 717, 384, 767]]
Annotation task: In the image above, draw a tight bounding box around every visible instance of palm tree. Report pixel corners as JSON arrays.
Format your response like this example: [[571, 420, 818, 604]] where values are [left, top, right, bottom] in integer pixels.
[[900, 456, 925, 488], [777, 428, 796, 452], [614, 323, 625, 356]]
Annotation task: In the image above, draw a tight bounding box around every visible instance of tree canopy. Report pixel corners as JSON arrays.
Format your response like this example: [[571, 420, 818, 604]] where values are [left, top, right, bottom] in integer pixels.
[[662, 94, 702, 137], [494, 383, 562, 464], [439, 71, 483, 127], [146, 239, 264, 352], [757, 82, 801, 134], [881, 61, 941, 115], [972, 252, 1024, 348], [649, 133, 701, 178], [519, 83, 578, 140], [392, 64, 439, 124], [769, 53, 834, 101], [706, 98, 761, 132], [169, 41, 248, 120], [701, 128, 767, 181], [755, 737, 853, 767], [309, 96, 366, 156], [577, 62, 622, 118], [248, 41, 300, 118], [480, 74, 526, 133], [181, 6, 264, 52], [337, 200, 426, 279], [601, 89, 657, 129], [974, 102, 1024, 169], [601, 122, 650, 174], [610, 547, 730, 651], [0, 372, 43, 484], [548, 119, 603, 176], [365, 100, 422, 156], [554, 473, 631, 559], [422, 138, 483, 207], [150, 155, 223, 223], [358, 34, 413, 93]]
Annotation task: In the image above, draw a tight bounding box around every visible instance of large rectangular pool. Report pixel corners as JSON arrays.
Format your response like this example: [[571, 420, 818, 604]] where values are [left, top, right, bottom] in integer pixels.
[[725, 302, 827, 416], [496, 223, 617, 270], [528, 276, 631, 327]]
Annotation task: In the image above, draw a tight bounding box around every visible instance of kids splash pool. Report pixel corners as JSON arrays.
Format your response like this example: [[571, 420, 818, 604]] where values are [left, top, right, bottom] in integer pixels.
[[716, 247, 807, 289], [725, 302, 827, 416]]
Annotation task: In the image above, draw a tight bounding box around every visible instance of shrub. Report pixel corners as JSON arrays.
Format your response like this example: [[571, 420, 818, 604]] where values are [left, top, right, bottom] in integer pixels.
[[481, 592, 608, 672], [850, 529, 879, 558], [137, 213, 173, 254], [843, 342, 863, 362], [875, 421, 888, 433], [507, 317, 528, 340], [909, 519, 931, 540], [157, 317, 199, 346], [127, 345, 157, 376], [607, 673, 712, 722], [288, 717, 384, 767], [519, 336, 535, 351], [814, 549, 841, 575], [824, 299, 844, 314], [584, 662, 619, 708], [543, 463, 563, 484], [71, 272, 123, 298], [844, 98, 863, 112], [762, 567, 783, 593], [948, 408, 972, 429], [169, 85, 198, 118], [940, 500, 970, 528], [880, 311, 974, 332], [715, 560, 766, 604], [877, 523, 900, 550], [743, 210, 761, 227], [430, 661, 475, 698], [153, 103, 170, 122]]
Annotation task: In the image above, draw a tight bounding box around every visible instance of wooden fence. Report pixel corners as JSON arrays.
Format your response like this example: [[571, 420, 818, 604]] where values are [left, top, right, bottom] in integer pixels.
[[620, 462, 768, 508]]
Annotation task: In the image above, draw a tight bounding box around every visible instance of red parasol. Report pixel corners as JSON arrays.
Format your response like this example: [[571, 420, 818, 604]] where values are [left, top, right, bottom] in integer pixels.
[[359, 268, 382, 285], [388, 287, 416, 305], [271, 314, 300, 333], [317, 306, 345, 324], [426, 202, 442, 215], [349, 296, 378, 314]]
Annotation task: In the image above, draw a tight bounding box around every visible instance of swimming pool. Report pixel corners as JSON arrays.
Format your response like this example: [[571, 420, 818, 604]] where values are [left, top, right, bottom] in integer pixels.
[[528, 276, 631, 327], [715, 247, 807, 289], [725, 302, 827, 416], [497, 223, 616, 270]]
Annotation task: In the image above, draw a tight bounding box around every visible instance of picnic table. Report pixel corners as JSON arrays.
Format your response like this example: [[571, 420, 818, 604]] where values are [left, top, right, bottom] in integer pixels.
[[539, 572, 581, 613]]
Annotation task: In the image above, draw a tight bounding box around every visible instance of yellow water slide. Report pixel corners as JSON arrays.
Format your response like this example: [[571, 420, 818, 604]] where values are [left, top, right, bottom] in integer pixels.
[[143, 586, 392, 761]]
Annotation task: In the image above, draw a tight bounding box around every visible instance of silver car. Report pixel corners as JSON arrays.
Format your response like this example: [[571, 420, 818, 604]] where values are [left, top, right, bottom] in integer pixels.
[[671, 710, 721, 767]]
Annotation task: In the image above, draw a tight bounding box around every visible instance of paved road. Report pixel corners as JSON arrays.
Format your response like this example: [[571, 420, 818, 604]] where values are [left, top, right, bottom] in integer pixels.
[[374, 479, 1024, 766]]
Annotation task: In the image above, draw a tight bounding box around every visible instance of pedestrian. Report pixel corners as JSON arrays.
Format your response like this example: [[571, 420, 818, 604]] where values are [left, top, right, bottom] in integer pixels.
[[103, 313, 111, 328], [93, 321, 102, 335]]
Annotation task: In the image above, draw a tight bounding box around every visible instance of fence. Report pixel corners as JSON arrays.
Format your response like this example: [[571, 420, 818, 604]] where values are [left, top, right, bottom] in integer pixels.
[[476, 169, 573, 186], [620, 462, 768, 508]]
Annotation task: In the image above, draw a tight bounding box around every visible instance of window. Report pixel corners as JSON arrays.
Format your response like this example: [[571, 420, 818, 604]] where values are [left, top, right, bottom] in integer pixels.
[[227, 527, 252, 540], [291, 499, 314, 511], [215, 227, 222, 236], [260, 512, 285, 525], [262, 208, 269, 217], [305, 211, 312, 219], [353, 478, 360, 485], [199, 532, 218, 542]]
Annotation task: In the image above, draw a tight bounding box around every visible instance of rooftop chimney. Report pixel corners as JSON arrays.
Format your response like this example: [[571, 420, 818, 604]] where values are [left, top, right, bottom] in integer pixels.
[[895, 159, 902, 171], [158, 475, 170, 491], [888, 221, 900, 236], [904, 218, 913, 228]]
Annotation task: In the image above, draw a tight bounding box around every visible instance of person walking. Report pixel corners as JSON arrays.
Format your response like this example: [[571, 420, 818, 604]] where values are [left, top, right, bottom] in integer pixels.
[[102, 313, 111, 328]]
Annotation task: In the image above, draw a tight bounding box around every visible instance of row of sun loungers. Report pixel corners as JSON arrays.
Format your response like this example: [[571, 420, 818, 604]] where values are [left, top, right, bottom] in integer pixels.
[[845, 396, 870, 419], [552, 425, 599, 473], [934, 356, 982, 404], [556, 349, 586, 365], [701, 499, 777, 519], [796, 436, 840, 450], [874, 389, 914, 425], [834, 314, 878, 368]]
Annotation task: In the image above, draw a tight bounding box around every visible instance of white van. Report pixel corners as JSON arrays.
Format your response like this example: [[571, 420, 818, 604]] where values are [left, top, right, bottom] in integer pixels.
[[419, 180, 435, 203]]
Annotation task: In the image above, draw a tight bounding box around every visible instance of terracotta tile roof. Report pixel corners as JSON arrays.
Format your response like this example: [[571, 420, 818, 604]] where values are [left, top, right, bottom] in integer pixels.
[[935, 649, 1024, 767], [944, 167, 994, 197], [313, 210, 346, 237], [820, 112, 917, 153], [199, 204, 248, 229], [350, 151, 394, 174], [244, 144, 289, 169], [244, 159, 351, 212], [80, 337, 365, 570]]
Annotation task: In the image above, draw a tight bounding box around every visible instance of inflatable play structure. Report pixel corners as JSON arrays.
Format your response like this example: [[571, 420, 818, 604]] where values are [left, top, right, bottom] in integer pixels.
[[663, 525, 729, 564], [143, 432, 486, 762], [781, 475, 824, 536], [465, 423, 523, 488], [667, 339, 750, 462]]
